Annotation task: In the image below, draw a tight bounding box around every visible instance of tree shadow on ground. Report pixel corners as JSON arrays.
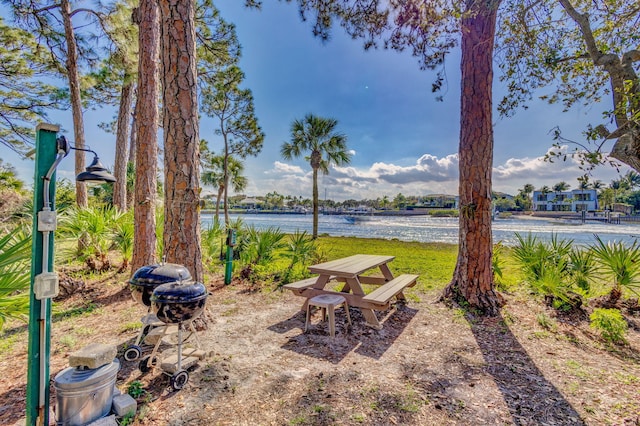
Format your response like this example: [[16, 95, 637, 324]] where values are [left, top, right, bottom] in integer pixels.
[[469, 313, 585, 425], [269, 304, 418, 364]]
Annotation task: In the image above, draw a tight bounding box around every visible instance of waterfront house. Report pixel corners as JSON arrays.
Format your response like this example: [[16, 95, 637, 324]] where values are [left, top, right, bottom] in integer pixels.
[[532, 189, 599, 212]]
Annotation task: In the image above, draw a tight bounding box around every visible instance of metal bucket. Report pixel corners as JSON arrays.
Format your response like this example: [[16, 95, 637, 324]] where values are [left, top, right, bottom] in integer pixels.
[[54, 358, 120, 426]]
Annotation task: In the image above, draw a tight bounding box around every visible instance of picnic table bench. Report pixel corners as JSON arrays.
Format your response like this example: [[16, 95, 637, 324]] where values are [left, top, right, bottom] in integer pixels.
[[284, 254, 418, 329]]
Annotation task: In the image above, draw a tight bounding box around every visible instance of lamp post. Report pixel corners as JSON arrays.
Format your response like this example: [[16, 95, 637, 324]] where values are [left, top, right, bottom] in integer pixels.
[[26, 124, 115, 426]]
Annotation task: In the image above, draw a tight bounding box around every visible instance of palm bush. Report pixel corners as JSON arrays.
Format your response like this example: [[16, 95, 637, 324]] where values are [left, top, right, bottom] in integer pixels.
[[240, 226, 286, 266], [567, 248, 596, 294], [112, 210, 134, 270], [0, 228, 31, 329], [238, 226, 286, 281], [513, 232, 582, 308], [201, 217, 225, 268], [281, 230, 317, 284], [59, 206, 123, 270], [590, 235, 640, 303], [513, 233, 571, 282]]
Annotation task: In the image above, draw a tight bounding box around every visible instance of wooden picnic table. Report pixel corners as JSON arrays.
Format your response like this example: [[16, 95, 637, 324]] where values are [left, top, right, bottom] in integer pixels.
[[284, 254, 418, 329]]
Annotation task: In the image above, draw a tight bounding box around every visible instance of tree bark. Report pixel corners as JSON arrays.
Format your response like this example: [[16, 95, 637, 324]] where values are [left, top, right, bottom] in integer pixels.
[[442, 0, 503, 315], [131, 0, 159, 272], [113, 79, 133, 211], [312, 167, 319, 239], [160, 0, 203, 281], [223, 138, 230, 226], [129, 90, 138, 166], [127, 93, 137, 210], [61, 0, 87, 207], [310, 149, 321, 239]]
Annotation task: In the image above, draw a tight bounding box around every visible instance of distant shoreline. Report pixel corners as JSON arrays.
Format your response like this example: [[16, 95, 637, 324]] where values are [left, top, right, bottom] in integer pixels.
[[201, 209, 449, 217]]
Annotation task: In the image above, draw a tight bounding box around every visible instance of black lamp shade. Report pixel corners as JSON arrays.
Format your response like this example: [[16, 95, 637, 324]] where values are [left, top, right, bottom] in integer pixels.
[[76, 156, 116, 183]]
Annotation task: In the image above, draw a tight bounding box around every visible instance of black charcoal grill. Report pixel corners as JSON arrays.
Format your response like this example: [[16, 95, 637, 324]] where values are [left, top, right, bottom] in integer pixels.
[[129, 263, 192, 307], [124, 263, 192, 362], [151, 282, 207, 323], [137, 282, 208, 390]]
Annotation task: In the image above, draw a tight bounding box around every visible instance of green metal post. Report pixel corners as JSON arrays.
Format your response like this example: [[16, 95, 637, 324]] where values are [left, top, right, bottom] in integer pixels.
[[224, 244, 233, 285], [224, 229, 235, 285], [26, 124, 59, 426]]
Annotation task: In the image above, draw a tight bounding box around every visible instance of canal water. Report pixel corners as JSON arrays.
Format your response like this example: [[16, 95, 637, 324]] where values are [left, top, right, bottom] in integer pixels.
[[201, 213, 640, 246]]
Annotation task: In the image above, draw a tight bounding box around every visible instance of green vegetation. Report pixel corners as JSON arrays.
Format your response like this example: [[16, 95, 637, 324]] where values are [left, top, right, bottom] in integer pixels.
[[510, 232, 640, 310], [0, 228, 31, 329], [127, 380, 147, 399], [58, 206, 130, 271], [510, 233, 578, 308], [590, 235, 640, 303], [590, 308, 628, 344]]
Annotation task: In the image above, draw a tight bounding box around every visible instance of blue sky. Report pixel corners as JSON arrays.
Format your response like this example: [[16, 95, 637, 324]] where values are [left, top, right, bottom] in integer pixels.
[[3, 1, 629, 201]]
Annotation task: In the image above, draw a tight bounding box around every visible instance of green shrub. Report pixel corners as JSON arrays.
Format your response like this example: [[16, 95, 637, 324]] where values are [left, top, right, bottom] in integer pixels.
[[428, 209, 458, 217], [0, 228, 31, 329], [127, 380, 147, 399], [568, 248, 595, 294], [589, 235, 640, 303], [201, 217, 225, 268], [112, 210, 134, 270], [281, 230, 317, 284], [589, 308, 628, 344], [513, 232, 582, 308], [492, 241, 505, 282], [59, 206, 123, 269]]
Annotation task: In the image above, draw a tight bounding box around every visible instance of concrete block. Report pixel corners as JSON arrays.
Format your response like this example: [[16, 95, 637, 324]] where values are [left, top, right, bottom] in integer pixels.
[[143, 325, 178, 345], [69, 343, 117, 369], [112, 394, 137, 418], [86, 414, 118, 426]]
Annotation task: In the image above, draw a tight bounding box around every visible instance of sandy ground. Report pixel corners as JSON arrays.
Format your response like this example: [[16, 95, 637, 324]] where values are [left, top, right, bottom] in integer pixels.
[[1, 276, 639, 426]]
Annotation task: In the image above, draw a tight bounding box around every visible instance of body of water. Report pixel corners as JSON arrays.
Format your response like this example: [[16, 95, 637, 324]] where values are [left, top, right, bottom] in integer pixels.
[[201, 213, 640, 246]]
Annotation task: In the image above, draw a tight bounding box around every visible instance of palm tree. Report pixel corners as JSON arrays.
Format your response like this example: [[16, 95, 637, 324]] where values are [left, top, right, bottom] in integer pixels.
[[202, 153, 248, 221], [281, 114, 351, 238], [552, 181, 570, 192], [623, 171, 640, 190], [518, 183, 535, 211], [610, 179, 622, 203], [576, 175, 590, 190]]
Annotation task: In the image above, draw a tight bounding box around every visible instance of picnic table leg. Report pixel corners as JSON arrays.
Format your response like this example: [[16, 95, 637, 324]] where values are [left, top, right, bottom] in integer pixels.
[[379, 263, 395, 281], [346, 277, 382, 329], [361, 309, 382, 329]]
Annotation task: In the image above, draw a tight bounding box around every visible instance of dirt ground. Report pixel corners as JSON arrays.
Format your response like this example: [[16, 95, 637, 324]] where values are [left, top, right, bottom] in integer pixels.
[[1, 272, 639, 426]]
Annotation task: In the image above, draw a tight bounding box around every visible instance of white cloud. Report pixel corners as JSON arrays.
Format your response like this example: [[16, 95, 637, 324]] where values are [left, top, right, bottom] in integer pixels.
[[238, 146, 629, 201], [268, 161, 304, 175]]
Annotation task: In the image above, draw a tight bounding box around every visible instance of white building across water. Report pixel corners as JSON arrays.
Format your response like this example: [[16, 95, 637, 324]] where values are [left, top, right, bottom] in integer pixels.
[[532, 189, 599, 212]]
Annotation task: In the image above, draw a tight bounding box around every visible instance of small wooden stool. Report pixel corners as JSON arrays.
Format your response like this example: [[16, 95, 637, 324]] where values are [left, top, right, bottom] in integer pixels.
[[305, 294, 352, 337]]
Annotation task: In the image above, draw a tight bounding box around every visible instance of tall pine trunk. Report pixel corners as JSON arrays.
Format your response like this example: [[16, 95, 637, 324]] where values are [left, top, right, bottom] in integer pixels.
[[113, 79, 134, 211], [61, 0, 87, 207], [127, 94, 137, 209], [223, 142, 230, 226], [131, 0, 159, 272], [160, 0, 203, 281], [442, 0, 503, 315]]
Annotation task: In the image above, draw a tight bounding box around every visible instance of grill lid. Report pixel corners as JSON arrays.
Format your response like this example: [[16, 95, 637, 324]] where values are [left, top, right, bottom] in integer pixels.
[[129, 263, 192, 287], [151, 281, 207, 304]]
